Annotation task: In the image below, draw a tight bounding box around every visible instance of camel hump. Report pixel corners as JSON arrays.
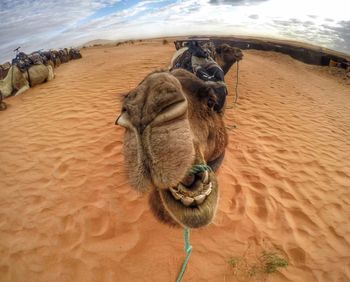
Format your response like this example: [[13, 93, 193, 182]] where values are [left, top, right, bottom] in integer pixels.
[[171, 69, 215, 101]]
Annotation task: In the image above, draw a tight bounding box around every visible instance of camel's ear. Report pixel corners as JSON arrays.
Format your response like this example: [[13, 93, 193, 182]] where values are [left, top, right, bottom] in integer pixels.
[[222, 45, 230, 52]]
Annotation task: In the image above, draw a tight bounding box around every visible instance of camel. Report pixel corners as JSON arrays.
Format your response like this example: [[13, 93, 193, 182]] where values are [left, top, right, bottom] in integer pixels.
[[0, 92, 7, 111], [116, 69, 228, 228], [50, 50, 61, 67], [213, 44, 244, 74], [40, 51, 56, 69], [69, 48, 82, 60], [0, 62, 11, 80], [170, 43, 243, 75], [0, 64, 54, 98], [58, 49, 70, 63]]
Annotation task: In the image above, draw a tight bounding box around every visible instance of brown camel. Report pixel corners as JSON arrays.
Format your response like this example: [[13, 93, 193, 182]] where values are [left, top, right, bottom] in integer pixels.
[[116, 69, 228, 228], [214, 44, 243, 74], [170, 43, 243, 75], [0, 64, 54, 98]]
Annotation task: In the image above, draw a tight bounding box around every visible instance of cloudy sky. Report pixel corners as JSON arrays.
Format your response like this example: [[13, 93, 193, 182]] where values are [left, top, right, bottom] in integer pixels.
[[1, 0, 349, 62]]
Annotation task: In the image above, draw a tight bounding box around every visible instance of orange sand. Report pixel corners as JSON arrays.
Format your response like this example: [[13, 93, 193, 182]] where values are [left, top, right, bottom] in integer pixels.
[[0, 40, 349, 281]]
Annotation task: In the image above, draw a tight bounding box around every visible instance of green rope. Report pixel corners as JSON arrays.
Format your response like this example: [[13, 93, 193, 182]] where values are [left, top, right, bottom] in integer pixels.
[[188, 164, 212, 175], [176, 163, 211, 281], [176, 228, 192, 282]]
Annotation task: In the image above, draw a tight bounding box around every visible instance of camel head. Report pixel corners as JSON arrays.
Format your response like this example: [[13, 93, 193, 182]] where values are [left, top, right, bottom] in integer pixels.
[[116, 69, 227, 228], [215, 44, 243, 74]]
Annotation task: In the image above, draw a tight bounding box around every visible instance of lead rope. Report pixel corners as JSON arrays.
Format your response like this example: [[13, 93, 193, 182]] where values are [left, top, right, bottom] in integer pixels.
[[225, 61, 240, 130], [176, 228, 192, 282], [234, 61, 239, 104], [225, 60, 239, 110], [176, 164, 212, 282]]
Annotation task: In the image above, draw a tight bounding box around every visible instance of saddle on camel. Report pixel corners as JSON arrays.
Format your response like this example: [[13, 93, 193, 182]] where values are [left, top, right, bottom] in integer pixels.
[[171, 40, 227, 112], [12, 51, 48, 70], [171, 40, 225, 82]]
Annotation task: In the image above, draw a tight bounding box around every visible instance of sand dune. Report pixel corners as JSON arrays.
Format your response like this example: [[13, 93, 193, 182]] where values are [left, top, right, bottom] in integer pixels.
[[0, 40, 349, 281]]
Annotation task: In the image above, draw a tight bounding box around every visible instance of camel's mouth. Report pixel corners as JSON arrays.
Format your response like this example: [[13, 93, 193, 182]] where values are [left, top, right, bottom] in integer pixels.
[[158, 169, 218, 229], [236, 53, 244, 61]]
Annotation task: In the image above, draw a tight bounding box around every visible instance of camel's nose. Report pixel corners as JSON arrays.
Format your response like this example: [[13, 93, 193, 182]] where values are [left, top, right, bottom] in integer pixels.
[[150, 98, 188, 127], [116, 72, 188, 131], [237, 50, 244, 60]]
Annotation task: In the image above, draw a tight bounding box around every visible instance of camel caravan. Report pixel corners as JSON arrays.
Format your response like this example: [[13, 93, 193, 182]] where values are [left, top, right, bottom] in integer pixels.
[[116, 40, 243, 228], [0, 47, 82, 111]]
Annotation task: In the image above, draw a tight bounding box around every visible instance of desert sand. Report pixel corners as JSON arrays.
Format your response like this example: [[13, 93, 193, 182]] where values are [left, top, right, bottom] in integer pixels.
[[0, 40, 349, 281]]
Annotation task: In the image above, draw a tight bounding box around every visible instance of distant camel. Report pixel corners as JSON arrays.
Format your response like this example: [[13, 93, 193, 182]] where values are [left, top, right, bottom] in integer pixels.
[[0, 62, 11, 80], [69, 48, 82, 60], [170, 43, 243, 75], [50, 50, 61, 67], [0, 64, 54, 98], [0, 92, 7, 111]]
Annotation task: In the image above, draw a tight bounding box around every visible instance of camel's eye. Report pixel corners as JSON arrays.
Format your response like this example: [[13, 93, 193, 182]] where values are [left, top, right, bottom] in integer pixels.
[[121, 106, 131, 115]]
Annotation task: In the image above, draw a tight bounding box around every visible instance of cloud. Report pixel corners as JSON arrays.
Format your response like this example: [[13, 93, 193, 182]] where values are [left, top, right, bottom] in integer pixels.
[[249, 14, 259, 19], [0, 0, 120, 62], [323, 20, 350, 53], [272, 18, 350, 54], [209, 0, 268, 5], [0, 0, 349, 63]]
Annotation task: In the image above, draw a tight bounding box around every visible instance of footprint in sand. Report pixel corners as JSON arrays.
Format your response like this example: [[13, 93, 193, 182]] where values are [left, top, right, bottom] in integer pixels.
[[288, 247, 306, 265], [103, 140, 122, 154], [52, 162, 69, 179]]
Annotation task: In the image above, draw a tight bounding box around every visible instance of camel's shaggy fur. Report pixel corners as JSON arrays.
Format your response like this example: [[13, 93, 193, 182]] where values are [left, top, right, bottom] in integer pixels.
[[116, 69, 228, 228]]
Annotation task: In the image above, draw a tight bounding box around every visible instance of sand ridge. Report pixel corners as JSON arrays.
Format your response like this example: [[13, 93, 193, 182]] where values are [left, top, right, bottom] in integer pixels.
[[0, 41, 349, 281]]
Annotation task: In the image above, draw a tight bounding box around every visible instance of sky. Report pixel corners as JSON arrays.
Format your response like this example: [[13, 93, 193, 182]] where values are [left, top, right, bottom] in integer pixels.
[[0, 0, 349, 62]]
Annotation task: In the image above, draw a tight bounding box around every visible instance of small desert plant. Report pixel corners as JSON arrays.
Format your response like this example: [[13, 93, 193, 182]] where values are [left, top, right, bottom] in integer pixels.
[[227, 248, 288, 281], [260, 251, 288, 274], [163, 39, 169, 45]]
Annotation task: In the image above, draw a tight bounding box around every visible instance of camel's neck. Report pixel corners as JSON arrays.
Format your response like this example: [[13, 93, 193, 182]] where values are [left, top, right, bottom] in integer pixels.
[[214, 53, 237, 75], [0, 66, 14, 98], [221, 59, 236, 75]]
